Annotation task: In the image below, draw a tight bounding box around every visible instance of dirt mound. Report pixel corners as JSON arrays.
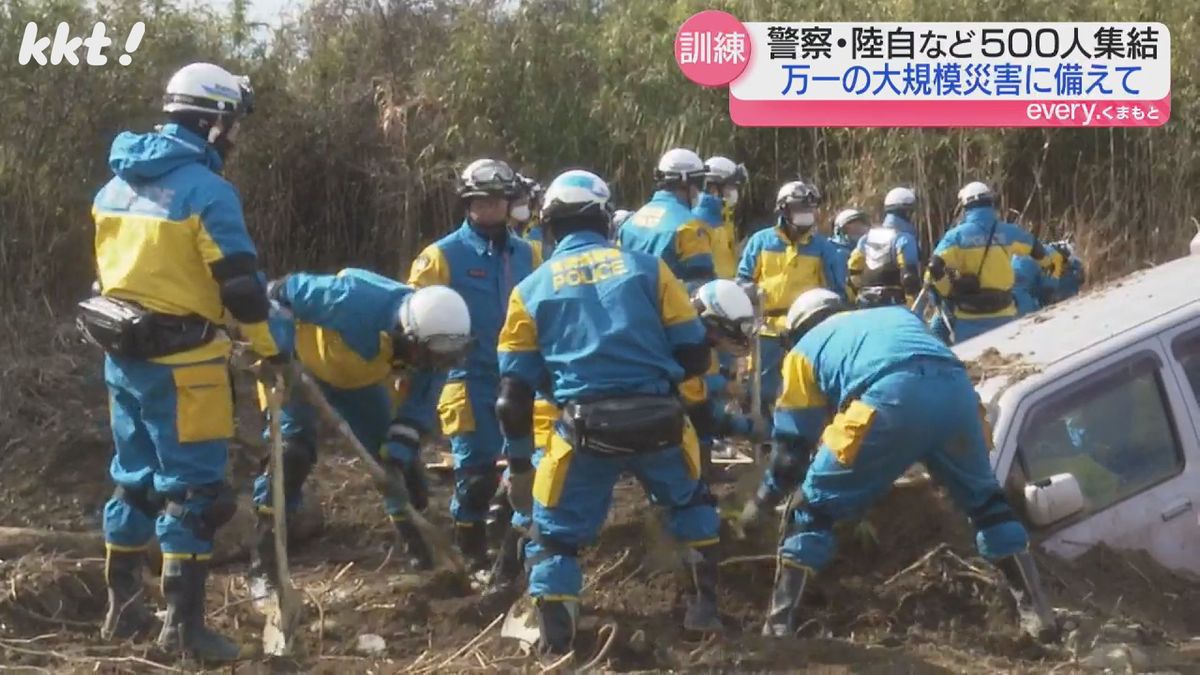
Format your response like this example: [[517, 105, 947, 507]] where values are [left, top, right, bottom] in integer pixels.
[[4, 325, 1200, 672]]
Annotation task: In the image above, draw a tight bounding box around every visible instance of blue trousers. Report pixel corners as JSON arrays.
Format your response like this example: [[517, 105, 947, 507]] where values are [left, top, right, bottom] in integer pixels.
[[930, 311, 1015, 344], [525, 429, 718, 600], [780, 361, 1027, 570], [439, 377, 505, 523], [103, 355, 232, 558], [253, 379, 411, 517]]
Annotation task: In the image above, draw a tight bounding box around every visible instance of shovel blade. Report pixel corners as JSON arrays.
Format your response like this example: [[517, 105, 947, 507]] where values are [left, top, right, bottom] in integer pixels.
[[500, 597, 541, 646]]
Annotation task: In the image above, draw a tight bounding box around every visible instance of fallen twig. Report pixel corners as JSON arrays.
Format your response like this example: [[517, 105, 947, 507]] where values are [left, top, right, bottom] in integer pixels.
[[582, 549, 631, 594], [718, 554, 775, 567], [371, 545, 395, 574], [0, 641, 180, 673], [580, 622, 618, 671], [429, 612, 505, 671], [304, 586, 326, 656], [539, 650, 575, 673], [881, 543, 950, 587]]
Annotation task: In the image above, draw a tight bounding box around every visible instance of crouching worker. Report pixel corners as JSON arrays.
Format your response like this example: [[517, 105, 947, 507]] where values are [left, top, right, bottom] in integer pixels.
[[681, 278, 768, 479], [497, 170, 724, 661], [82, 62, 283, 662], [252, 269, 471, 585], [760, 289, 1058, 642]]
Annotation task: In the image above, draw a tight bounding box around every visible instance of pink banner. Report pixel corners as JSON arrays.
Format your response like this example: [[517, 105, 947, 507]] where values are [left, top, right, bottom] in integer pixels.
[[729, 94, 1171, 127]]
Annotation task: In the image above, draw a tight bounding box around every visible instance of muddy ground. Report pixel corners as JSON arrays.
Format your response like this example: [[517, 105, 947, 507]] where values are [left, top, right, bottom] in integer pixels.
[[4, 325, 1200, 673]]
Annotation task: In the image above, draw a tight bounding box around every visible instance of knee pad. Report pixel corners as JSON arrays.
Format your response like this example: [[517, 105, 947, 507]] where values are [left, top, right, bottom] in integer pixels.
[[164, 481, 238, 542], [281, 437, 317, 497], [460, 470, 500, 513], [112, 484, 163, 519]]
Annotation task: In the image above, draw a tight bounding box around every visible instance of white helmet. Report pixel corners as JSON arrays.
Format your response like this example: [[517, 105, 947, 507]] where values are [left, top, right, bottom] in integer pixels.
[[833, 208, 868, 235], [540, 169, 612, 223], [776, 180, 821, 211], [654, 148, 706, 189], [704, 156, 748, 185], [397, 286, 472, 367], [163, 62, 253, 117], [786, 288, 845, 338], [884, 187, 918, 212], [612, 209, 633, 228], [693, 279, 756, 354], [958, 181, 995, 208]]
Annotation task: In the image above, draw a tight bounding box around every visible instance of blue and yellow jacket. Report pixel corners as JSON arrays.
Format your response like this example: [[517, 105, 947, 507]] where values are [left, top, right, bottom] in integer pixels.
[[848, 213, 921, 304], [92, 123, 279, 364], [408, 222, 541, 381], [618, 190, 714, 285], [927, 207, 1059, 319], [736, 223, 845, 336], [1012, 255, 1057, 316], [517, 218, 553, 262], [692, 194, 738, 279], [829, 235, 855, 275], [774, 306, 960, 460], [267, 268, 440, 430], [497, 231, 707, 457]]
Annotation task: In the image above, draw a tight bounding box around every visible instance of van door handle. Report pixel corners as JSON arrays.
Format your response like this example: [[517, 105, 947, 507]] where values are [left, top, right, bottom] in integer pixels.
[[1161, 499, 1193, 522]]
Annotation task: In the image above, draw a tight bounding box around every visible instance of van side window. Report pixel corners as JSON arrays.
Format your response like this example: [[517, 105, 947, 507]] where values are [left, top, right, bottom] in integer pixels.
[[1170, 330, 1200, 402], [1016, 355, 1183, 522]]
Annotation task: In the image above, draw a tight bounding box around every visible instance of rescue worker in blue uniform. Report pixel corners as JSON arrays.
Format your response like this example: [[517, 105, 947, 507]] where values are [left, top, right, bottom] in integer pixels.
[[828, 208, 869, 284], [679, 279, 767, 478], [512, 174, 550, 260], [927, 182, 1063, 343], [691, 157, 750, 460], [761, 289, 1058, 642], [695, 156, 748, 281], [497, 170, 723, 659], [737, 180, 844, 419], [408, 158, 541, 572], [83, 63, 280, 662], [1011, 254, 1057, 316], [618, 147, 715, 291], [847, 187, 922, 307], [249, 270, 471, 588]]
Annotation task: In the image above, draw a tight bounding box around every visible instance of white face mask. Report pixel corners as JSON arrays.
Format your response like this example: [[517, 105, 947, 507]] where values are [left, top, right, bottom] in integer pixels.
[[510, 204, 531, 223], [790, 212, 815, 228], [723, 188, 739, 206]]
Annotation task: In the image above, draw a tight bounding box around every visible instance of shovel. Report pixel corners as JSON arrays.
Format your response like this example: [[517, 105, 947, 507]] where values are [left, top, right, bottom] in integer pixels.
[[749, 287, 766, 435], [292, 367, 464, 573], [261, 373, 301, 657]]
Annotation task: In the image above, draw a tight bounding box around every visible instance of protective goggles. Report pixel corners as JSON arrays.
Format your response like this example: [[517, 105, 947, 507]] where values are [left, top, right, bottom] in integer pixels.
[[420, 334, 474, 369], [464, 163, 517, 195]]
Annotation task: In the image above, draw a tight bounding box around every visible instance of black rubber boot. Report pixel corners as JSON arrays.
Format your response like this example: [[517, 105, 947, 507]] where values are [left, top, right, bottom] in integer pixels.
[[762, 562, 809, 637], [483, 527, 525, 599], [455, 521, 490, 573], [157, 558, 241, 663], [681, 545, 723, 633], [394, 517, 434, 571], [996, 550, 1060, 642], [486, 497, 514, 554], [100, 548, 155, 640], [247, 512, 278, 603], [536, 598, 578, 658]]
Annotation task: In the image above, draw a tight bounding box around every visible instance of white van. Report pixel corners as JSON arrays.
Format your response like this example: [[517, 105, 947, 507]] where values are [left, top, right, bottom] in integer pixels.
[[953, 252, 1200, 575]]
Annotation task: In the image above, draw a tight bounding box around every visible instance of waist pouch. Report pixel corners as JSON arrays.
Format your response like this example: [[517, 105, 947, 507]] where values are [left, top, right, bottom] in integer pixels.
[[950, 288, 1013, 314], [857, 286, 907, 308], [562, 395, 685, 456], [77, 295, 217, 359]]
